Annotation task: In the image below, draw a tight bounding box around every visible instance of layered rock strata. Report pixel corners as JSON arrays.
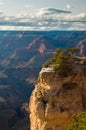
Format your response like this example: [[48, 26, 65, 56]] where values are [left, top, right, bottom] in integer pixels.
[[29, 63, 86, 130]]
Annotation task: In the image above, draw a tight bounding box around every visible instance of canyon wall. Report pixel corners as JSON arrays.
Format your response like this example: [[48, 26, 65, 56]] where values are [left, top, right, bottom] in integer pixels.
[[29, 60, 86, 130]]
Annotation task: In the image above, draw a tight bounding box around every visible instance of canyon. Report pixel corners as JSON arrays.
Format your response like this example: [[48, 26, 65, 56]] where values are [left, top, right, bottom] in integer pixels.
[[0, 31, 86, 130]]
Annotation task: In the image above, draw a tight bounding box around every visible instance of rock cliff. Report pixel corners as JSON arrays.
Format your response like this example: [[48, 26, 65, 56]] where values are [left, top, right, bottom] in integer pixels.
[[29, 57, 86, 130]]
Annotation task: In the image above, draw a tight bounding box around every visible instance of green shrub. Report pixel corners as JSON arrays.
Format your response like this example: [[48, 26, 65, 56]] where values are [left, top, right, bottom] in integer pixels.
[[65, 111, 86, 130], [53, 49, 74, 76], [42, 60, 51, 68], [48, 97, 55, 105], [42, 48, 80, 77]]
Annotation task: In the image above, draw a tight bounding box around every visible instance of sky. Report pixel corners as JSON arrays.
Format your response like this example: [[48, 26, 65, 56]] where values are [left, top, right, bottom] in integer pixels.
[[0, 0, 86, 30]]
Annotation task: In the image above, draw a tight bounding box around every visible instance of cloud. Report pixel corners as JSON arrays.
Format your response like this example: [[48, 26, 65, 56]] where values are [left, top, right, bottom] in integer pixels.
[[0, 0, 4, 5], [66, 4, 71, 10], [0, 12, 3, 14], [0, 8, 86, 30], [37, 8, 71, 15], [24, 5, 33, 8]]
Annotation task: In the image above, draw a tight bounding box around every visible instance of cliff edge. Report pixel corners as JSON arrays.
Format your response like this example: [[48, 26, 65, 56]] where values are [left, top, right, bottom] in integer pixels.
[[29, 50, 86, 130]]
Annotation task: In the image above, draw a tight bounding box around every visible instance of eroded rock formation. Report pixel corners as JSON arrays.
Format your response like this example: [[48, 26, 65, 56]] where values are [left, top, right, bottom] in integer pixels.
[[29, 58, 86, 130]]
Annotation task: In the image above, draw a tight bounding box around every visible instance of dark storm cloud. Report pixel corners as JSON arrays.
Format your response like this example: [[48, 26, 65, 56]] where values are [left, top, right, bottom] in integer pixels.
[[39, 8, 71, 15]]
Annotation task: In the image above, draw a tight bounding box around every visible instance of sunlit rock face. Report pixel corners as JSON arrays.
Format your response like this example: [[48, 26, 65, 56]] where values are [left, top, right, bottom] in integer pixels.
[[29, 58, 86, 130]]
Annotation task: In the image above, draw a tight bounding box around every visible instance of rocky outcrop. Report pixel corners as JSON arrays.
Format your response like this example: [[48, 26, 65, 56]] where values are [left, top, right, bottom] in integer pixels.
[[77, 39, 86, 54], [29, 58, 86, 130]]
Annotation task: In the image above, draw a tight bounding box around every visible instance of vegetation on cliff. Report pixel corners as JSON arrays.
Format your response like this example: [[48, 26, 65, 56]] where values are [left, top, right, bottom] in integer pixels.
[[30, 47, 86, 130], [43, 48, 80, 76], [66, 111, 86, 130]]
